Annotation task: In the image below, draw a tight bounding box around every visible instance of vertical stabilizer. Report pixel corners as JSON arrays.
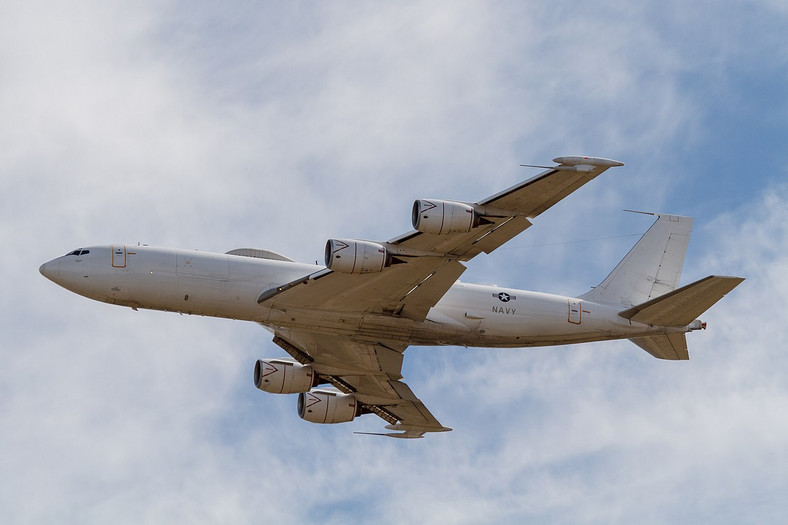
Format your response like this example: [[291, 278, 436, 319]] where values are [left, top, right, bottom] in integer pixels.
[[579, 213, 693, 307]]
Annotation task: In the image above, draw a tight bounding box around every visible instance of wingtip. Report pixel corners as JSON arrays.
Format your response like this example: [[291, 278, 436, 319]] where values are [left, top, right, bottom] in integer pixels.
[[553, 156, 624, 167], [354, 431, 426, 439]]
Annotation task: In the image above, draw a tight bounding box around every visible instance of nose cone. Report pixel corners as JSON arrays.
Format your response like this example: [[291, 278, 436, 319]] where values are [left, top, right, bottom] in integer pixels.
[[39, 259, 61, 282]]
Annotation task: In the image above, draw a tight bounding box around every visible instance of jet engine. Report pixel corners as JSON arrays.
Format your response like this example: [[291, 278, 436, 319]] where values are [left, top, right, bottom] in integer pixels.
[[325, 239, 390, 274], [254, 359, 318, 394], [412, 199, 480, 234], [297, 389, 359, 424]]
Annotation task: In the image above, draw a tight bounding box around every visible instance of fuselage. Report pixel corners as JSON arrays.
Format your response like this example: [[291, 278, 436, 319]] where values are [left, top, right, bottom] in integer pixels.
[[39, 245, 683, 348]]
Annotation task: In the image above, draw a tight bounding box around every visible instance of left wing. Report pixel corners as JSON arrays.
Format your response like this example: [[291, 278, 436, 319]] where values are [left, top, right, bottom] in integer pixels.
[[273, 330, 450, 438]]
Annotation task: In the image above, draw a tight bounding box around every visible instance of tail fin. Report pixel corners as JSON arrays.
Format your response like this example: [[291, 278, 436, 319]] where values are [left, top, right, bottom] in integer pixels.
[[579, 212, 693, 307]]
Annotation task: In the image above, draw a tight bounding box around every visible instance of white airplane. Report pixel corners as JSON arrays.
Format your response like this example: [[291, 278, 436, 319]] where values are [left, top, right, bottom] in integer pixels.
[[40, 156, 743, 438]]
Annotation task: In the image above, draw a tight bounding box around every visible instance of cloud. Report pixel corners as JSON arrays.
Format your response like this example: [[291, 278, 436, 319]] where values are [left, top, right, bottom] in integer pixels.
[[2, 1, 788, 523]]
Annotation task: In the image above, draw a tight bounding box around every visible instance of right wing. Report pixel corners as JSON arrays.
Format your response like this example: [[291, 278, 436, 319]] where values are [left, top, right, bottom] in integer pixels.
[[260, 156, 624, 322]]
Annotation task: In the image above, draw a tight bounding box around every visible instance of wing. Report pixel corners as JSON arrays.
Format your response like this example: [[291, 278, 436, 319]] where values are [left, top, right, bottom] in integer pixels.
[[387, 156, 623, 261], [273, 330, 450, 439], [260, 156, 624, 321]]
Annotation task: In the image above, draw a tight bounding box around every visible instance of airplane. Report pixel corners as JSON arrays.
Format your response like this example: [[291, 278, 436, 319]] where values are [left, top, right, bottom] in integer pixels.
[[39, 156, 744, 438]]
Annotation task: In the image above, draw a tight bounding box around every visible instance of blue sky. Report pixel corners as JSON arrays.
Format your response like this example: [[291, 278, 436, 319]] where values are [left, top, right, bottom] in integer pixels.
[[2, 1, 787, 523]]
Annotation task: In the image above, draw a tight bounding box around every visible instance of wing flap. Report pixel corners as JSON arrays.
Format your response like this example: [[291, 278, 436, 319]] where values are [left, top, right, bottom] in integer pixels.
[[353, 379, 448, 431], [386, 214, 531, 260], [383, 381, 450, 431], [469, 216, 533, 255], [398, 259, 467, 320]]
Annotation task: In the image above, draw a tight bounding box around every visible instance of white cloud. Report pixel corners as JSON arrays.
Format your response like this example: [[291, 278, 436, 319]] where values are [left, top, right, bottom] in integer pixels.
[[2, 1, 788, 523]]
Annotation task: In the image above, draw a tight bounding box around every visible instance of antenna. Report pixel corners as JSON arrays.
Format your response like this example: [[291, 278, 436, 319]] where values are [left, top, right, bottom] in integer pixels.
[[519, 164, 555, 169]]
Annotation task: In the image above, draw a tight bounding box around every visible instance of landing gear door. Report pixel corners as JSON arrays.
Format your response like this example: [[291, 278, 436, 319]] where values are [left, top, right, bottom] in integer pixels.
[[111, 245, 127, 268]]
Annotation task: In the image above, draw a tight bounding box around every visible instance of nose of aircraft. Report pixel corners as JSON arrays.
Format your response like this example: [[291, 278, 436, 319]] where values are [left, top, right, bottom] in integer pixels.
[[39, 259, 61, 282]]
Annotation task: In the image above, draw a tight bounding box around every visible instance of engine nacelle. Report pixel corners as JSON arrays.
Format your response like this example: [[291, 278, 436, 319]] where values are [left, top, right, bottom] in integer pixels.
[[325, 239, 389, 274], [298, 389, 359, 424], [254, 359, 318, 394], [412, 199, 480, 234]]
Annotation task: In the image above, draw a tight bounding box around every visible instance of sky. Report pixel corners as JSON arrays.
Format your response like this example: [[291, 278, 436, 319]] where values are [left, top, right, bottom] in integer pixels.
[[2, 1, 787, 523]]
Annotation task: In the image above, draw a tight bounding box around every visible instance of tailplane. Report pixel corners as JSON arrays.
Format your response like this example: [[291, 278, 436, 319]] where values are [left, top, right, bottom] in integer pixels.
[[623, 275, 745, 360], [630, 333, 690, 360], [579, 212, 693, 307], [618, 275, 745, 327]]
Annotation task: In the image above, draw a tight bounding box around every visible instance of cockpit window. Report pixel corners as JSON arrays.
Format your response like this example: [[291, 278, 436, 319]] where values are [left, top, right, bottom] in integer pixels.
[[65, 249, 90, 256]]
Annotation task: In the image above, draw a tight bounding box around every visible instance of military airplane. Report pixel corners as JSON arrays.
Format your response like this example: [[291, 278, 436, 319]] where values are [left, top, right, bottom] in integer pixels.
[[40, 156, 743, 438]]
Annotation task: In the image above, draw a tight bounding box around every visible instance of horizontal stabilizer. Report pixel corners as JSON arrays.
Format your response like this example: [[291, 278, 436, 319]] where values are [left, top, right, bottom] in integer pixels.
[[619, 275, 744, 327], [630, 333, 689, 360]]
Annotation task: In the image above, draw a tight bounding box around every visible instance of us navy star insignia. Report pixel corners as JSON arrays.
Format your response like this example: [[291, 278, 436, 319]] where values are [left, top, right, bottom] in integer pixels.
[[494, 292, 516, 302]]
